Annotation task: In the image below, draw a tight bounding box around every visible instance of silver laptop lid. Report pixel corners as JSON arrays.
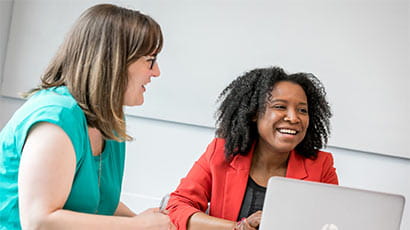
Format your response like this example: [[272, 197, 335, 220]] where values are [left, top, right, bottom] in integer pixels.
[[259, 177, 405, 230]]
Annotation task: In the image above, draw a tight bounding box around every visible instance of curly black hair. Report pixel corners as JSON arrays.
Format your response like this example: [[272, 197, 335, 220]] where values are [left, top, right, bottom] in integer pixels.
[[215, 66, 332, 160]]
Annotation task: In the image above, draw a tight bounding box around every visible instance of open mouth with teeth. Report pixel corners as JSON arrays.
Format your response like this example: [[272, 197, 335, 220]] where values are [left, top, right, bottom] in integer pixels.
[[277, 128, 298, 135], [142, 82, 150, 91]]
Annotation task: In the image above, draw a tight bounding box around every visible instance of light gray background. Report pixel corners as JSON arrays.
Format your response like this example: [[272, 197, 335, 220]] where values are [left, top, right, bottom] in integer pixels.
[[1, 0, 409, 158], [0, 0, 409, 229]]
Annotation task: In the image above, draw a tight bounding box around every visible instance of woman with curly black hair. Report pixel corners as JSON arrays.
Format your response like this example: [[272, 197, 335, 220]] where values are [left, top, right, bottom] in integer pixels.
[[167, 66, 338, 230]]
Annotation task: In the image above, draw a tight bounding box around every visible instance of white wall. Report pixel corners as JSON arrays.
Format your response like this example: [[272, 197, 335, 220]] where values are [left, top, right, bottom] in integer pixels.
[[0, 96, 409, 229], [0, 0, 13, 84], [2, 0, 410, 158]]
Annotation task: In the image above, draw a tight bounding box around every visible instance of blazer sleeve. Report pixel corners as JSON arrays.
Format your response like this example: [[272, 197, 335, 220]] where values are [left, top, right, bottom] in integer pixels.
[[166, 138, 218, 230], [320, 152, 339, 185]]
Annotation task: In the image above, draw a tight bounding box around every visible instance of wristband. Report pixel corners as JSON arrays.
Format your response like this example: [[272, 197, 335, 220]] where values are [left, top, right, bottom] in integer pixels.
[[233, 217, 247, 230]]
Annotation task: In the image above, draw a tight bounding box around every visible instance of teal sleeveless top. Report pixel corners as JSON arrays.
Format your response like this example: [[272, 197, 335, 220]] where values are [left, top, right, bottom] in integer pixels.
[[0, 86, 126, 229]]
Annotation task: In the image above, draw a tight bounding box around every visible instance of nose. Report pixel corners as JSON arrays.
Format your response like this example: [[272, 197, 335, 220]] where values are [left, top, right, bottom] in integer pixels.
[[151, 62, 160, 77], [284, 109, 299, 123]]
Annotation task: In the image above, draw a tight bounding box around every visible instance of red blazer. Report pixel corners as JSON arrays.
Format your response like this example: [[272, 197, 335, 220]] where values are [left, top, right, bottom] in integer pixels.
[[167, 138, 338, 230]]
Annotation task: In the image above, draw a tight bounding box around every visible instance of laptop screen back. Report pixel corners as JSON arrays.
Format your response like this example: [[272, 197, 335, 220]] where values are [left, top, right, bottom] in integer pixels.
[[259, 177, 405, 230]]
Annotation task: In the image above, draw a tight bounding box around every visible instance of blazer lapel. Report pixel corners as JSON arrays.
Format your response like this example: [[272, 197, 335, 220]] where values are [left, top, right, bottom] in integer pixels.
[[286, 150, 308, 180], [220, 148, 307, 220], [222, 149, 254, 221]]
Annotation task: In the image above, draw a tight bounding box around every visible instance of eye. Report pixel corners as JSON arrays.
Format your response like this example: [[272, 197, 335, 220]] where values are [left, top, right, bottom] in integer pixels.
[[273, 105, 286, 110], [144, 56, 157, 69], [298, 108, 308, 114], [147, 58, 156, 69]]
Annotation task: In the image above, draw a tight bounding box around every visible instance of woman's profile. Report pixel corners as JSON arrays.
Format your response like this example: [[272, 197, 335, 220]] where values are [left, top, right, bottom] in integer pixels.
[[0, 4, 174, 230]]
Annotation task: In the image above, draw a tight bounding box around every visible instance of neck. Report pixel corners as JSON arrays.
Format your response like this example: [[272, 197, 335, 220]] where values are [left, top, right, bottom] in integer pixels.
[[252, 145, 290, 171], [88, 127, 104, 156], [250, 143, 290, 187]]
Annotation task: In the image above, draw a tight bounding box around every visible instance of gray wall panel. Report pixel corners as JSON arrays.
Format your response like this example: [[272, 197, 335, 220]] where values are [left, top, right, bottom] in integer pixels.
[[1, 0, 409, 158]]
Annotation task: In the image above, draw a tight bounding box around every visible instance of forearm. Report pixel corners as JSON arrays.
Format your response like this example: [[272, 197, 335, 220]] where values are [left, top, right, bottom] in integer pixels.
[[28, 209, 139, 230], [187, 212, 236, 230], [114, 201, 137, 217]]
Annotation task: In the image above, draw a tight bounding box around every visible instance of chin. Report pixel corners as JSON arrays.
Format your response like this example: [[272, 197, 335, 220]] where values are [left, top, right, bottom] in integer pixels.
[[134, 101, 144, 106], [124, 99, 144, 106], [135, 99, 144, 106], [273, 144, 298, 153]]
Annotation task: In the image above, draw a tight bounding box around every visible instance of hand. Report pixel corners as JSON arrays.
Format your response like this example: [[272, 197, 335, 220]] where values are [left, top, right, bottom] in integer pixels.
[[133, 208, 176, 230], [236, 211, 262, 230]]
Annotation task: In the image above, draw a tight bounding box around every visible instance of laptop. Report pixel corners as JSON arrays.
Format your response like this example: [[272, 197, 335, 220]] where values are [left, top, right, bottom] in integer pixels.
[[259, 177, 405, 230]]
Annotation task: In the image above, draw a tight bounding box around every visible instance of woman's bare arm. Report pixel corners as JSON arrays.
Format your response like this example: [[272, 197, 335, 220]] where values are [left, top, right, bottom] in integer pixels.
[[18, 122, 171, 230]]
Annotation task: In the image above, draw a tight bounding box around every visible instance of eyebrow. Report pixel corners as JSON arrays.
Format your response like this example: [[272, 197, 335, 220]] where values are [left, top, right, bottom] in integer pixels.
[[269, 99, 308, 106]]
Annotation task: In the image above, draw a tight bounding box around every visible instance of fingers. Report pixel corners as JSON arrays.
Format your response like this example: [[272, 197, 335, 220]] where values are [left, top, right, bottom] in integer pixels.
[[169, 222, 177, 230], [139, 207, 159, 215], [242, 218, 257, 230], [237, 210, 262, 230], [246, 210, 262, 228], [164, 215, 175, 230], [236, 218, 255, 230], [161, 209, 170, 215], [138, 207, 174, 230]]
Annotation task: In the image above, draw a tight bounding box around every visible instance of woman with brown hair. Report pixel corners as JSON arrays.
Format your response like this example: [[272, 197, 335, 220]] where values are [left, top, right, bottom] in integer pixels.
[[0, 4, 174, 230]]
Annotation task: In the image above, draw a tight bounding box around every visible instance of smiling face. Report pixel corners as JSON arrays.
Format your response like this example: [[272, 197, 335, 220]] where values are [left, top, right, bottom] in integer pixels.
[[123, 55, 160, 106], [256, 81, 309, 154]]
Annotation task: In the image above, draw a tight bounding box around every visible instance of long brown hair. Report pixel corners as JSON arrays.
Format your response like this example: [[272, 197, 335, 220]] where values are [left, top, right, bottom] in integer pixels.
[[25, 4, 163, 141]]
